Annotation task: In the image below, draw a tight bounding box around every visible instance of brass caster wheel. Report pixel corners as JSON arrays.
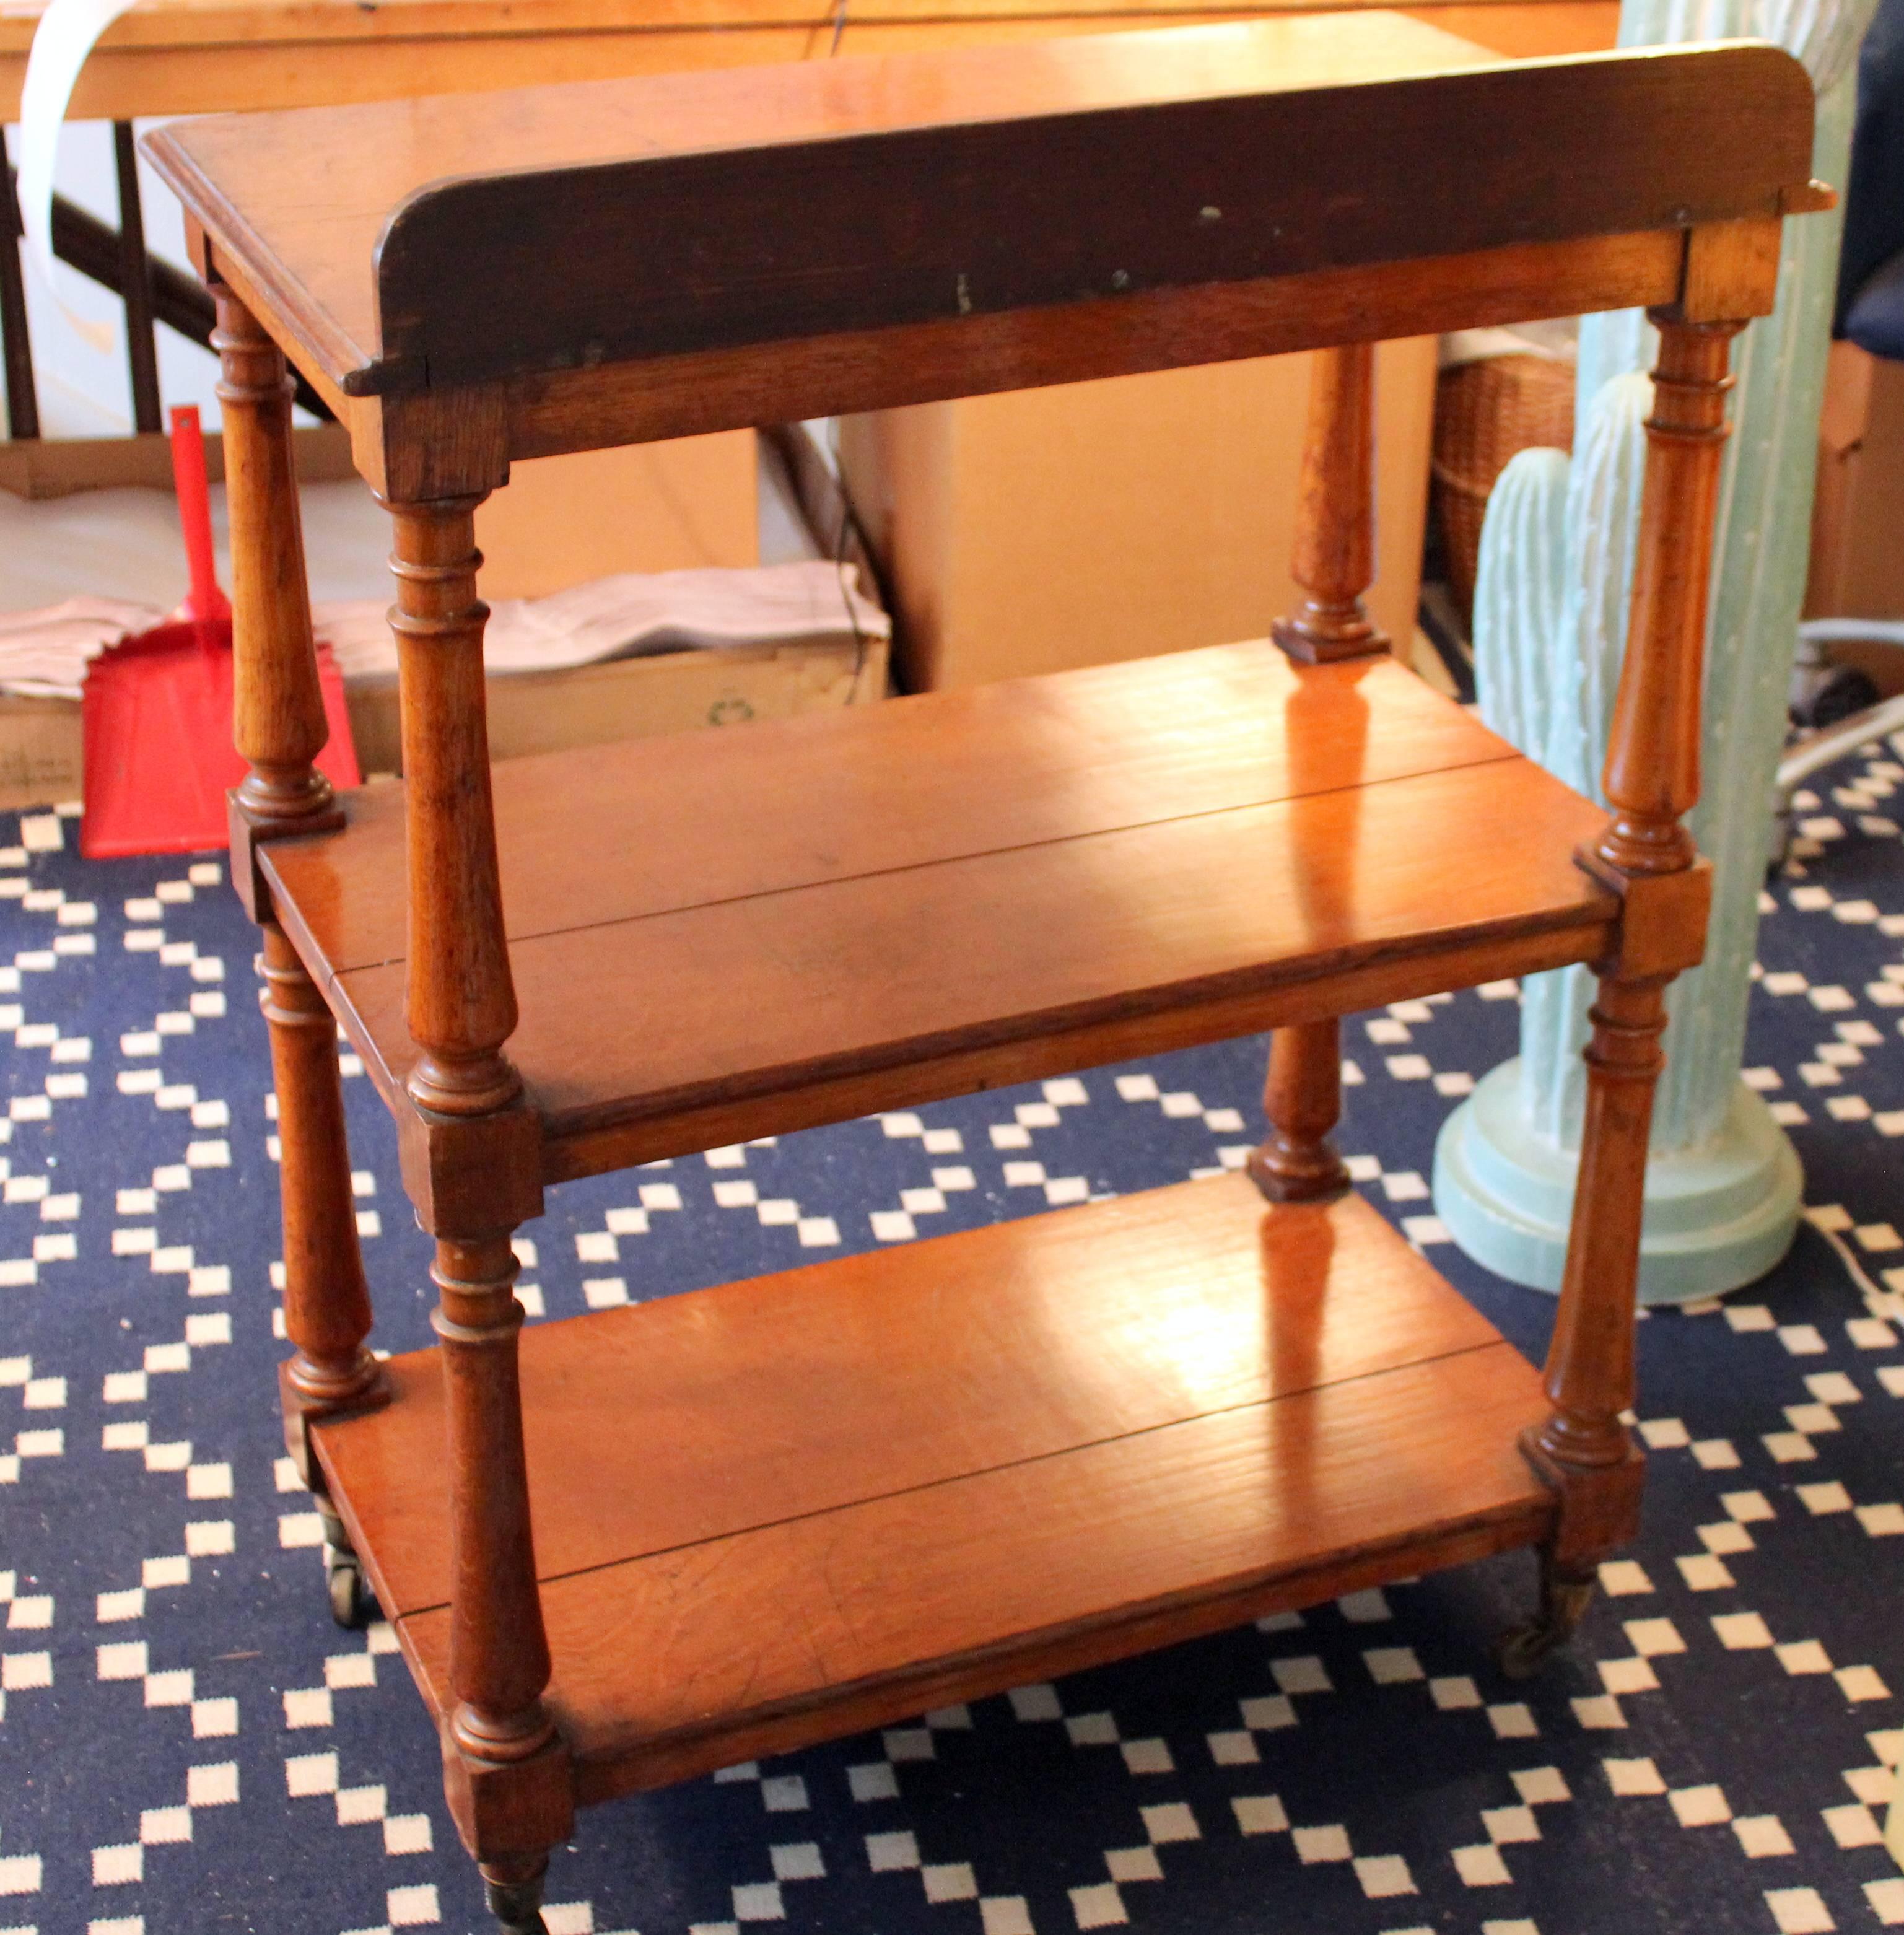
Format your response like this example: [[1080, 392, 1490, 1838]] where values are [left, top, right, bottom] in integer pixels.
[[325, 1542, 372, 1630], [1492, 1616, 1566, 1681], [1493, 1564, 1597, 1679], [485, 1870, 550, 1935]]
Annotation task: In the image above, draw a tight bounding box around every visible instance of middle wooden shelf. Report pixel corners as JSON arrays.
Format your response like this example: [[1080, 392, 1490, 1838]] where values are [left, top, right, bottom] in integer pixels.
[[261, 640, 1619, 1180]]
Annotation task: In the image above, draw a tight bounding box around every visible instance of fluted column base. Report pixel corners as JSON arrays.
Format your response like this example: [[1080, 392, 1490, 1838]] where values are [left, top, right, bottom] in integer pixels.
[[1431, 1059, 1800, 1305]]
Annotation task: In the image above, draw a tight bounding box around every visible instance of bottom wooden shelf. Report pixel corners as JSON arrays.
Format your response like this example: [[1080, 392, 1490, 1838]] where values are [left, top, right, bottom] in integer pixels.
[[315, 1173, 1557, 1803]]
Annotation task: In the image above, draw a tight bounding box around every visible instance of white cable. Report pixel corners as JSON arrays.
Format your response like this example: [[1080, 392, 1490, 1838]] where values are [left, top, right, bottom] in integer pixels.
[[1813, 1218, 1904, 1323], [17, 0, 144, 352]]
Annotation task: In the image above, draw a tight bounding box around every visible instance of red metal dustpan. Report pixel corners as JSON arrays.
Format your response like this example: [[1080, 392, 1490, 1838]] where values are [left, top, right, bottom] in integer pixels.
[[81, 406, 359, 859]]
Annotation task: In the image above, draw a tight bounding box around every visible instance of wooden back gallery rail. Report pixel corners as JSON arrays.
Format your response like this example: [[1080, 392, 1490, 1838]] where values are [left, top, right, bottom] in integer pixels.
[[143, 20, 1823, 1929], [0, 0, 1619, 448]]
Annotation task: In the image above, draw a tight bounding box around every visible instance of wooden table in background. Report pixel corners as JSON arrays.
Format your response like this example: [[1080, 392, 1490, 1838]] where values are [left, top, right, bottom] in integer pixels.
[[0, 0, 1617, 121]]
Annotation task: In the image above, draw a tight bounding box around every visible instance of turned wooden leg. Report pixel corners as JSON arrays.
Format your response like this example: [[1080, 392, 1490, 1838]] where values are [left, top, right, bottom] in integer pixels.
[[1499, 972, 1663, 1674], [1503, 314, 1744, 1672], [433, 1234, 571, 1868], [1247, 1020, 1348, 1202], [217, 288, 382, 1623], [1532, 976, 1666, 1478], [262, 925, 378, 1420], [435, 1233, 555, 1762], [261, 924, 384, 1625], [213, 287, 344, 904], [1272, 343, 1390, 666], [385, 490, 569, 1868], [1252, 345, 1387, 1198], [387, 497, 522, 1119]]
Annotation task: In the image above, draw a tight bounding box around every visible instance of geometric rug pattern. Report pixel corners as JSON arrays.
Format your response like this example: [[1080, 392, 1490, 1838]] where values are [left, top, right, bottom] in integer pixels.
[[1, 741, 1902, 1935]]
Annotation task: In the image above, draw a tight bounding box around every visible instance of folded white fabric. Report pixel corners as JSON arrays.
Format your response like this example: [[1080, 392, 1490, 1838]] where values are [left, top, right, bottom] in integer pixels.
[[0, 595, 164, 699], [0, 554, 887, 701], [314, 559, 888, 683]]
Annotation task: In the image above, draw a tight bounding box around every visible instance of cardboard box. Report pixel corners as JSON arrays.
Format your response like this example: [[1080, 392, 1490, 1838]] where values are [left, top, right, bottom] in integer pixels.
[[347, 632, 887, 776], [0, 694, 82, 814], [1807, 341, 1904, 696], [474, 435, 756, 596], [836, 339, 1438, 692]]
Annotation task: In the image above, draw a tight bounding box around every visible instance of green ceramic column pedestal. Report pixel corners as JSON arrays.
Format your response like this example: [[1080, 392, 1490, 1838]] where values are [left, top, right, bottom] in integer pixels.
[[1433, 0, 1874, 1304]]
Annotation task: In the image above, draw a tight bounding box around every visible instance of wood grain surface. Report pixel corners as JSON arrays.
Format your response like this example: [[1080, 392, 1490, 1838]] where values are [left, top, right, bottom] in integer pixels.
[[332, 751, 1611, 1148], [313, 1173, 1553, 1793], [317, 1176, 1504, 1609], [260, 646, 1618, 1174], [427, 1343, 1551, 1798], [141, 20, 1812, 397], [374, 43, 1807, 388], [267, 649, 1528, 964], [489, 226, 1690, 462]]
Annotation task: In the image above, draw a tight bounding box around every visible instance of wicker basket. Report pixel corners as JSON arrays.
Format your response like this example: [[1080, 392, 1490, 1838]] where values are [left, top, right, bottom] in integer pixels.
[[1431, 353, 1575, 622]]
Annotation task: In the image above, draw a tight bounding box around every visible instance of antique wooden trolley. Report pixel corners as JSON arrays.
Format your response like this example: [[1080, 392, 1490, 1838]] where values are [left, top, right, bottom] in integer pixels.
[[146, 20, 1822, 1928]]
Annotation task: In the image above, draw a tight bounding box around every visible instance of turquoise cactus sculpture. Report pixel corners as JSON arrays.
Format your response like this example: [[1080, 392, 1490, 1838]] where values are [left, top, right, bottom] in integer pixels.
[[1433, 0, 1874, 1303]]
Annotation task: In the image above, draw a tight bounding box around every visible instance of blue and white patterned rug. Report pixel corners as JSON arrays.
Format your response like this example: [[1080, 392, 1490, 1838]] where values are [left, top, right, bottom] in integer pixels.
[[1, 742, 1902, 1935]]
